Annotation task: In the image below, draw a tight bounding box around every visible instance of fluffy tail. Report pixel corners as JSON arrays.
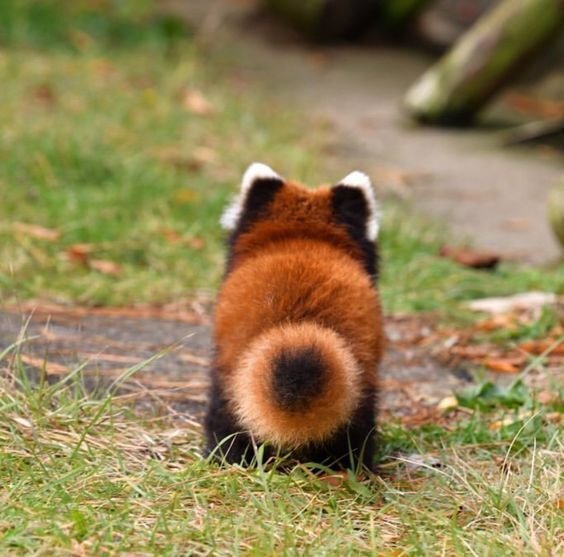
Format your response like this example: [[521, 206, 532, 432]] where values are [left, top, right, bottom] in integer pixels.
[[228, 322, 362, 448]]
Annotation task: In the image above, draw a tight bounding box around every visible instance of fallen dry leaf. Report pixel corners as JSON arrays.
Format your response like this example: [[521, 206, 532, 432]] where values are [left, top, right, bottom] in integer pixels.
[[545, 412, 562, 424], [186, 237, 205, 250], [65, 243, 96, 265], [160, 228, 183, 244], [65, 245, 121, 275], [490, 417, 520, 431], [475, 314, 518, 332], [400, 407, 441, 427], [482, 357, 522, 374], [519, 339, 564, 356], [30, 83, 56, 106], [440, 245, 500, 270], [450, 344, 490, 359], [90, 259, 122, 276], [13, 222, 60, 241], [183, 89, 214, 115]]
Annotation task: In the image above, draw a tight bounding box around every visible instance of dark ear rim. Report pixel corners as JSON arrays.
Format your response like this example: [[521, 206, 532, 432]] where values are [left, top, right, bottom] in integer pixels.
[[333, 171, 379, 241], [220, 162, 284, 230], [331, 184, 379, 278]]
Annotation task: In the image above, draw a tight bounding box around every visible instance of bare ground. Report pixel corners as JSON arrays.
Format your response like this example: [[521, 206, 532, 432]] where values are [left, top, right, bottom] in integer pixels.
[[0, 303, 472, 426]]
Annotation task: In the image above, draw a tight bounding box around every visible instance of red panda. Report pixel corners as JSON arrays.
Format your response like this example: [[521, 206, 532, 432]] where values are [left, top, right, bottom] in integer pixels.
[[204, 162, 383, 471]]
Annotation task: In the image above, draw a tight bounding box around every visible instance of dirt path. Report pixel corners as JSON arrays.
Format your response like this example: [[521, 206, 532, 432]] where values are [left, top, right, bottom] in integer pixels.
[[162, 0, 563, 264], [1, 304, 472, 426]]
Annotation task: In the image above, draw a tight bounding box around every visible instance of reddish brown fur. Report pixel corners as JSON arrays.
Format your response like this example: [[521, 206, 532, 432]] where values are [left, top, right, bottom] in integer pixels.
[[229, 182, 367, 269], [213, 180, 383, 449], [229, 322, 362, 446]]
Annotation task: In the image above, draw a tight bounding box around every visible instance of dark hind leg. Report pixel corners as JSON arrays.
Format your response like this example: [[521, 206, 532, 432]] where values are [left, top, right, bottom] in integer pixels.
[[204, 375, 254, 465], [299, 393, 377, 472]]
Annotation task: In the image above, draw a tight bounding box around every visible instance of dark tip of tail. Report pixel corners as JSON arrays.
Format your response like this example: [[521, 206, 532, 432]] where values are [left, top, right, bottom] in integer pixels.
[[271, 346, 326, 411]]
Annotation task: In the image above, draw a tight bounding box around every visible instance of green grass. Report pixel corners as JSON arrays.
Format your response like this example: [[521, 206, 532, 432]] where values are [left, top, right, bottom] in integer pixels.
[[0, 3, 563, 555], [1, 345, 561, 555], [380, 204, 563, 315], [0, 0, 562, 311], [0, 0, 324, 305]]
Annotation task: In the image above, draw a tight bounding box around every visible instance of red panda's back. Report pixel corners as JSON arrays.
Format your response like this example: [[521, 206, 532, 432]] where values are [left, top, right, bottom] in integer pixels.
[[214, 237, 383, 386], [205, 163, 383, 464]]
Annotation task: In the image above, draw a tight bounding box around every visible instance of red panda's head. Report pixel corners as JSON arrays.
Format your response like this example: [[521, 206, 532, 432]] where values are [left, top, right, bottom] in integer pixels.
[[221, 163, 381, 277]]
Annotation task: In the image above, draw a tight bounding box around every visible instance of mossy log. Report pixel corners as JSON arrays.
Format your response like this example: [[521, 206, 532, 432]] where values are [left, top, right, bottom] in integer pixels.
[[404, 0, 564, 125], [548, 180, 564, 249], [263, 0, 376, 39]]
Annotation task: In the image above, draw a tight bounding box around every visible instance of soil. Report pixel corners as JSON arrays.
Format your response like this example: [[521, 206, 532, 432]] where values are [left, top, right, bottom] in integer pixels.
[[161, 0, 564, 264]]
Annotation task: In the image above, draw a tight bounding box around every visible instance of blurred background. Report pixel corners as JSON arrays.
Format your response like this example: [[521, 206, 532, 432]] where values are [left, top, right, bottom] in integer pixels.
[[1, 0, 563, 311], [1, 4, 563, 553]]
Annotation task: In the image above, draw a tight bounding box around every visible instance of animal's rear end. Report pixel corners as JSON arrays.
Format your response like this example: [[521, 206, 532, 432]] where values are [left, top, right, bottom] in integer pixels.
[[205, 163, 383, 471]]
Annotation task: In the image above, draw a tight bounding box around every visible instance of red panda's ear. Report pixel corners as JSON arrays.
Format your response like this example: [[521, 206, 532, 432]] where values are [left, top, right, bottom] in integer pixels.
[[332, 171, 380, 241], [220, 163, 284, 230]]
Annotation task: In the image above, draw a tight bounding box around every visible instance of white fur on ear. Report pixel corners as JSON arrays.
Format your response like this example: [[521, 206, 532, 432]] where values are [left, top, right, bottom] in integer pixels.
[[241, 162, 280, 194], [339, 171, 380, 241], [220, 162, 282, 230]]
